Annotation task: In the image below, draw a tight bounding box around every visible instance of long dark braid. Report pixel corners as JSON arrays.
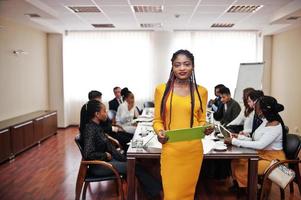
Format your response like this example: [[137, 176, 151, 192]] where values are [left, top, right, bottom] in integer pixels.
[[258, 96, 287, 153], [160, 49, 203, 129]]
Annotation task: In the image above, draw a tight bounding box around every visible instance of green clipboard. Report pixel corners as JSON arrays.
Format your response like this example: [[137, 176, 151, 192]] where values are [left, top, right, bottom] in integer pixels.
[[165, 125, 208, 143]]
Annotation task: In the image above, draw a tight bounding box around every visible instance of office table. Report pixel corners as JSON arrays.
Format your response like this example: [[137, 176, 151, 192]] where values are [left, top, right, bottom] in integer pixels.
[[127, 136, 259, 200]]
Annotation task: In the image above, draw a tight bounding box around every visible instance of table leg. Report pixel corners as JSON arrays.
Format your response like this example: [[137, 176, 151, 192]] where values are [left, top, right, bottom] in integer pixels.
[[248, 157, 259, 200], [127, 156, 136, 200]]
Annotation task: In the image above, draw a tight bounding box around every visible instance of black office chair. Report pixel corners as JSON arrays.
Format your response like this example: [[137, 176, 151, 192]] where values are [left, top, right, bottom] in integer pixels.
[[143, 101, 154, 108], [260, 134, 301, 200], [74, 135, 125, 200]]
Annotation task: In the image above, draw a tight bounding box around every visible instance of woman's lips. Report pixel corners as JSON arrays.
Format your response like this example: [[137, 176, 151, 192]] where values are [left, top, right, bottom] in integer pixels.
[[179, 72, 187, 76]]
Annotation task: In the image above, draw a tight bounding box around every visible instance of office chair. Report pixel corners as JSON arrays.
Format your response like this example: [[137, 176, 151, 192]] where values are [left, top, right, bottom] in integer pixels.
[[143, 101, 154, 108], [74, 135, 125, 200]]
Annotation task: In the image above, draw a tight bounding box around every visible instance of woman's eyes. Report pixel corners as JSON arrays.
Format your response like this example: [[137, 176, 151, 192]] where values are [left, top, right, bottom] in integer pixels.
[[174, 63, 191, 67]]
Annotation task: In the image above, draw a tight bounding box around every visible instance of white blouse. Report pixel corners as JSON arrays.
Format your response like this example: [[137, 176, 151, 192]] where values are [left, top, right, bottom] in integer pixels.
[[232, 118, 283, 150], [116, 101, 139, 134], [227, 110, 254, 134]]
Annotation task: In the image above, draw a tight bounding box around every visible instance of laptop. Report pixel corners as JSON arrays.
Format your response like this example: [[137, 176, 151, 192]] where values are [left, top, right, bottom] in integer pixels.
[[218, 125, 232, 139], [143, 134, 156, 148]]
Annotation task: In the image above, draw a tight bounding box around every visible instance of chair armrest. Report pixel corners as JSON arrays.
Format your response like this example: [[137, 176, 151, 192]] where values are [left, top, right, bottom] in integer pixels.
[[81, 160, 121, 178], [106, 134, 122, 149]]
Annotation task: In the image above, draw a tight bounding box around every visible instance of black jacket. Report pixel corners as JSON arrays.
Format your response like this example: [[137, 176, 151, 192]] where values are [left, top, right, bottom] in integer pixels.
[[109, 98, 120, 112], [220, 99, 241, 126], [82, 121, 125, 161]]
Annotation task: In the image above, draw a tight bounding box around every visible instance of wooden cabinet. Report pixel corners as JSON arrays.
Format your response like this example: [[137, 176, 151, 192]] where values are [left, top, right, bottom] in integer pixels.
[[34, 116, 44, 142], [43, 112, 57, 139], [0, 111, 57, 163], [0, 128, 12, 163], [11, 121, 34, 154]]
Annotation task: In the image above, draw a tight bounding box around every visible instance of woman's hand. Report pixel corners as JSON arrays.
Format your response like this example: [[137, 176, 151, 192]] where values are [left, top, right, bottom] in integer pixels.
[[224, 138, 232, 145], [231, 133, 238, 138], [204, 126, 214, 135], [157, 130, 168, 144], [106, 152, 112, 161]]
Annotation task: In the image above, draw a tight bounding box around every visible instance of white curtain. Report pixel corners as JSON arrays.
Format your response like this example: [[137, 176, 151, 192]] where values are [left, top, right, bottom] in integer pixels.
[[63, 31, 260, 125]]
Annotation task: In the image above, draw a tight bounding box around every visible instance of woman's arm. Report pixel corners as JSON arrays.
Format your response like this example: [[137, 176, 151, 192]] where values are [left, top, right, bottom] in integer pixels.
[[197, 86, 208, 126], [83, 126, 108, 160], [232, 127, 281, 150], [153, 85, 165, 133]]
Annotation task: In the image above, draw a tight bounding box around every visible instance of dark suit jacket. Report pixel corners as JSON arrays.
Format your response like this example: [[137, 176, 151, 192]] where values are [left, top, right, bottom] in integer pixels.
[[220, 99, 241, 126], [109, 98, 120, 112]]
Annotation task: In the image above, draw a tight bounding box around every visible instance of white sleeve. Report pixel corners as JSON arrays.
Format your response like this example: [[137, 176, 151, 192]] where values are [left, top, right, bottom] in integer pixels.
[[232, 128, 281, 150], [242, 112, 254, 134], [116, 106, 125, 124], [228, 110, 245, 126]]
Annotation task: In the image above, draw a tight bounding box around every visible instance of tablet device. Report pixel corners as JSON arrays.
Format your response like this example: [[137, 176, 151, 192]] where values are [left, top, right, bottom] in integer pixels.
[[218, 125, 232, 139]]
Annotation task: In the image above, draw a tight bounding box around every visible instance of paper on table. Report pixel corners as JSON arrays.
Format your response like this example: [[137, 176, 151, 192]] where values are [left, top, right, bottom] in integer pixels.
[[165, 125, 208, 143], [202, 139, 216, 154]]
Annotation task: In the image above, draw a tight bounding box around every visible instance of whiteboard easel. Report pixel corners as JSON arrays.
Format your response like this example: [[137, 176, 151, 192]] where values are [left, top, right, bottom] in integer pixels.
[[234, 62, 264, 104]]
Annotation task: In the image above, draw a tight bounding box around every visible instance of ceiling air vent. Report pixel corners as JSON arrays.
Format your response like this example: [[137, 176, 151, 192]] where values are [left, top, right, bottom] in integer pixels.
[[24, 13, 41, 18], [286, 16, 301, 21], [140, 23, 162, 28], [211, 23, 234, 28], [92, 24, 115, 28], [68, 6, 101, 13], [133, 5, 163, 13], [227, 5, 263, 13]]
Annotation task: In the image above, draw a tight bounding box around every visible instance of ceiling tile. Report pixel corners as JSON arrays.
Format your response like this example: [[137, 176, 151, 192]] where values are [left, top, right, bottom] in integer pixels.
[[197, 5, 229, 13], [100, 5, 133, 14], [199, 0, 235, 6], [130, 0, 164, 6], [164, 6, 195, 14], [164, 0, 199, 6], [93, 0, 129, 6]]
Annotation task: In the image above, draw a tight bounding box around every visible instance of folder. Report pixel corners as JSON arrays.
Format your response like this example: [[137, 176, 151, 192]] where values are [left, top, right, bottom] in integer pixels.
[[165, 125, 208, 143]]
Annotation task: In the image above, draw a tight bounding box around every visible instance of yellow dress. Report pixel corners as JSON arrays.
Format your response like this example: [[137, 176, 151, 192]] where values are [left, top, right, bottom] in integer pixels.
[[153, 83, 208, 200]]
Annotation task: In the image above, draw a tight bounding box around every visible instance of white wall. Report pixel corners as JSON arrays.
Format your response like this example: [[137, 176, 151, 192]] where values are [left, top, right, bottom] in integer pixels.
[[262, 36, 272, 95], [47, 34, 65, 127], [270, 26, 301, 134], [0, 17, 49, 121]]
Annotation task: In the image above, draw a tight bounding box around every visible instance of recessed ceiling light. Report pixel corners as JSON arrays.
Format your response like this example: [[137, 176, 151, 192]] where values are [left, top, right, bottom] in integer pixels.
[[68, 6, 101, 13], [92, 24, 115, 28], [133, 5, 163, 13], [227, 5, 263, 13], [211, 23, 234, 28], [140, 23, 162, 28], [24, 13, 41, 18]]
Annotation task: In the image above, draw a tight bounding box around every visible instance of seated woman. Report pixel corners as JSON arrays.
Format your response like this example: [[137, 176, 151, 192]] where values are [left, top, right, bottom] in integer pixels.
[[82, 100, 162, 199], [227, 87, 255, 133], [116, 89, 139, 134], [225, 96, 287, 189]]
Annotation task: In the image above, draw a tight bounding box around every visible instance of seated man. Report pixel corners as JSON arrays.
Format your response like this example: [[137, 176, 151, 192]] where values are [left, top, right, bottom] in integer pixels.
[[219, 87, 241, 126], [109, 86, 123, 112], [209, 84, 225, 121]]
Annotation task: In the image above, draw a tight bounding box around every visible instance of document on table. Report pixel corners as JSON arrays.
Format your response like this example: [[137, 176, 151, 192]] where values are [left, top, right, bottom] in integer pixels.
[[165, 125, 209, 143], [202, 139, 216, 154]]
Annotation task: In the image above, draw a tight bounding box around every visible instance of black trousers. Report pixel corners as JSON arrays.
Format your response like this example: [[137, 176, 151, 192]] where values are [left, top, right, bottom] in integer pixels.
[[90, 159, 162, 198]]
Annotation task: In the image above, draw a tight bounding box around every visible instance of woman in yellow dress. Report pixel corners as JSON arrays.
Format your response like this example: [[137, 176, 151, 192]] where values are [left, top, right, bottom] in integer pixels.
[[153, 49, 208, 200]]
